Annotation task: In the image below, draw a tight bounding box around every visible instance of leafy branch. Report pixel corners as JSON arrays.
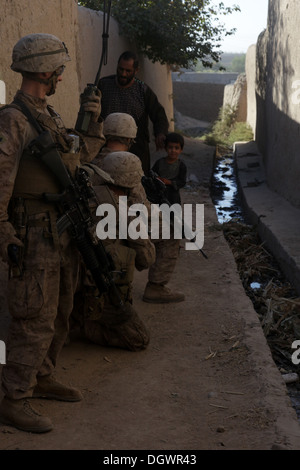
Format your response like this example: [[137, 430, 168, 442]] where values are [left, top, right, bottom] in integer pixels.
[[78, 0, 240, 69]]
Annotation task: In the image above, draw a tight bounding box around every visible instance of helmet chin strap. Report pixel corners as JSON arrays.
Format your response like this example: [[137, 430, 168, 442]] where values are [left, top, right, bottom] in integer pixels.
[[46, 74, 59, 96], [22, 70, 60, 96]]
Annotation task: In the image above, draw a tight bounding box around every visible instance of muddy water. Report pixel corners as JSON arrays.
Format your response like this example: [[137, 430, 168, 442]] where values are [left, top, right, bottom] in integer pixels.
[[210, 153, 244, 223], [210, 151, 300, 421]]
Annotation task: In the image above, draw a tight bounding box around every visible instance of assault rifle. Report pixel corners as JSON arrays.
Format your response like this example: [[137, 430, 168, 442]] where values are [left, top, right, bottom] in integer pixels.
[[141, 170, 208, 259], [9, 99, 124, 308], [28, 130, 125, 308]]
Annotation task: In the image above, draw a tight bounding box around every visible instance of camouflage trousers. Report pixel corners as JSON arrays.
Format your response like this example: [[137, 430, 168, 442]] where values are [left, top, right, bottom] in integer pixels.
[[71, 243, 150, 352], [2, 220, 79, 400], [149, 238, 180, 285]]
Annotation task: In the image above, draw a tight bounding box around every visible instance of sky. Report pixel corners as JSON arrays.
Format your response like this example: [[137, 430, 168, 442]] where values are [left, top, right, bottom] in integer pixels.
[[212, 0, 269, 53]]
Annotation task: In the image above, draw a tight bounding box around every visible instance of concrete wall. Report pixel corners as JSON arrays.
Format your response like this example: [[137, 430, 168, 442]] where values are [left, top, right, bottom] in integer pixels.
[[0, 0, 173, 131], [253, 0, 300, 208]]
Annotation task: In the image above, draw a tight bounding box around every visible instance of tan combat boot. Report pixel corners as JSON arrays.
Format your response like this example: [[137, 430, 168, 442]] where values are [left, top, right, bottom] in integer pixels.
[[32, 375, 83, 402], [0, 396, 53, 433], [143, 282, 185, 303]]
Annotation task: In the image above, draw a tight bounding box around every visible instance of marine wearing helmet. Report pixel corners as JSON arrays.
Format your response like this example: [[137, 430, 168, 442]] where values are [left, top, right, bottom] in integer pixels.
[[0, 32, 105, 434], [11, 33, 71, 96], [100, 151, 144, 189], [93, 113, 138, 167], [103, 112, 137, 144]]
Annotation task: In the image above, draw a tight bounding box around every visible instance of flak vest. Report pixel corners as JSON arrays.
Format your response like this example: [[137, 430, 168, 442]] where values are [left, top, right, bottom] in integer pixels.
[[12, 104, 80, 199], [5, 102, 81, 247]]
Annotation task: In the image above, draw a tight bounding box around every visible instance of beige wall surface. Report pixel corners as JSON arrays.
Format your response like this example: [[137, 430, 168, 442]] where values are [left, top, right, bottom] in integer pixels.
[[0, 0, 80, 127], [245, 44, 256, 135], [253, 0, 300, 207], [0, 0, 173, 132], [223, 73, 247, 123]]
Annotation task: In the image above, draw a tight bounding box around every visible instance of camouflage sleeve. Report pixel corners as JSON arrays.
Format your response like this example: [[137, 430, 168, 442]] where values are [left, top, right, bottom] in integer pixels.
[[0, 108, 32, 255], [128, 237, 156, 271], [127, 183, 156, 270], [79, 119, 106, 163]]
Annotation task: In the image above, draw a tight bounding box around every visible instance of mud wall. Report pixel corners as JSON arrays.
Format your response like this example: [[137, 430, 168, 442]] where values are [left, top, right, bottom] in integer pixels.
[[0, 0, 173, 131], [172, 82, 225, 123], [253, 0, 300, 208], [245, 44, 257, 133], [223, 73, 247, 122]]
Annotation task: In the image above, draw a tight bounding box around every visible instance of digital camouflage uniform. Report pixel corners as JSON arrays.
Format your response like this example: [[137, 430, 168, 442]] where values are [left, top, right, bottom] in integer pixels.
[[0, 36, 105, 403], [72, 150, 156, 350], [95, 112, 184, 304]]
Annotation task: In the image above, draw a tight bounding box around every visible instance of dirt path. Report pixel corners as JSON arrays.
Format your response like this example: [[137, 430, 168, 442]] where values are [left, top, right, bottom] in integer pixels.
[[1, 137, 300, 451]]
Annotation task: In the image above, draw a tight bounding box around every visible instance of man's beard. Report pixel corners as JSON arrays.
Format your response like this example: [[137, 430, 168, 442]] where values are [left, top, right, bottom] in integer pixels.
[[117, 74, 134, 87]]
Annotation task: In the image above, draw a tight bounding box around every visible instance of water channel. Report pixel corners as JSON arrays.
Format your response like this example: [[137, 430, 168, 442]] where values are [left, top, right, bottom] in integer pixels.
[[210, 151, 300, 420]]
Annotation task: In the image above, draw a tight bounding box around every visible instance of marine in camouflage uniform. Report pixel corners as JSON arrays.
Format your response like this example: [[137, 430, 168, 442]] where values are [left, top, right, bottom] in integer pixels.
[[96, 113, 185, 304], [0, 34, 104, 433], [78, 151, 156, 350], [98, 51, 169, 175], [72, 114, 156, 350]]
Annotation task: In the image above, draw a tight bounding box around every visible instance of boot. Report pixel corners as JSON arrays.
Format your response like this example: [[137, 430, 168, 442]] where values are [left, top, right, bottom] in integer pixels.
[[32, 375, 83, 402], [143, 282, 185, 303], [0, 396, 53, 433]]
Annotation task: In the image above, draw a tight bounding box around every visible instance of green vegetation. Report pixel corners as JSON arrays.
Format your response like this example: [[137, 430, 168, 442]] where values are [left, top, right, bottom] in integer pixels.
[[194, 53, 246, 73], [230, 55, 246, 73], [202, 105, 253, 150], [78, 0, 240, 69]]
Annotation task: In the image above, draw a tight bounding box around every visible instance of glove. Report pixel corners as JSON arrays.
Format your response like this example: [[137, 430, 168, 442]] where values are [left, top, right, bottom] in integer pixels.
[[80, 87, 102, 123], [0, 222, 24, 264]]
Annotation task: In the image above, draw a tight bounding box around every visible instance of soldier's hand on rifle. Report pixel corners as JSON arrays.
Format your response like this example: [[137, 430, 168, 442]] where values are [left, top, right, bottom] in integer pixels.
[[80, 87, 102, 122]]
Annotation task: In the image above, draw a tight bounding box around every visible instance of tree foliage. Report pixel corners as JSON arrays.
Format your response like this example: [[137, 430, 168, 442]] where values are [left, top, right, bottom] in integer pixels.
[[78, 1, 240, 69], [195, 53, 246, 73], [230, 54, 245, 73]]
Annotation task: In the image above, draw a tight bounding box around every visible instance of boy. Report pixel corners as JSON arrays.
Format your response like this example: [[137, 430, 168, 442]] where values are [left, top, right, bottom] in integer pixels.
[[142, 132, 187, 303], [152, 132, 187, 205]]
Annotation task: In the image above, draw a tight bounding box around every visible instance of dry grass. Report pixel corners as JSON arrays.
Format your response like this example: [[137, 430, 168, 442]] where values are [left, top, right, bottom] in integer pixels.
[[223, 221, 300, 371]]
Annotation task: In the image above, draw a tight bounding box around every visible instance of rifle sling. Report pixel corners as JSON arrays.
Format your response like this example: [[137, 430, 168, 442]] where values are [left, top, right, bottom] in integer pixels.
[[13, 99, 44, 135], [12, 100, 66, 248]]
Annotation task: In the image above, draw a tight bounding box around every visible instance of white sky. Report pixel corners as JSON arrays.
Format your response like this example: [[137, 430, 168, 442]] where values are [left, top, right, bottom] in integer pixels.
[[212, 0, 269, 53]]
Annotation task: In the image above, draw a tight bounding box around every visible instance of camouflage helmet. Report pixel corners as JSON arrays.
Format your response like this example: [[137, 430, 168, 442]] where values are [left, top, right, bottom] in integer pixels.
[[100, 151, 143, 188], [11, 33, 71, 73], [103, 113, 137, 139]]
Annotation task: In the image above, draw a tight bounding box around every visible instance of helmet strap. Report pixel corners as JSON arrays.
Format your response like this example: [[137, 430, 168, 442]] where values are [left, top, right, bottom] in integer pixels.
[[22, 70, 60, 96]]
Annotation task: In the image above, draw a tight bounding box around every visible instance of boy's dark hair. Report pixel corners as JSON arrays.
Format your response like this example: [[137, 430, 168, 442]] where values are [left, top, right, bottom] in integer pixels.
[[165, 132, 184, 149], [118, 51, 139, 70]]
